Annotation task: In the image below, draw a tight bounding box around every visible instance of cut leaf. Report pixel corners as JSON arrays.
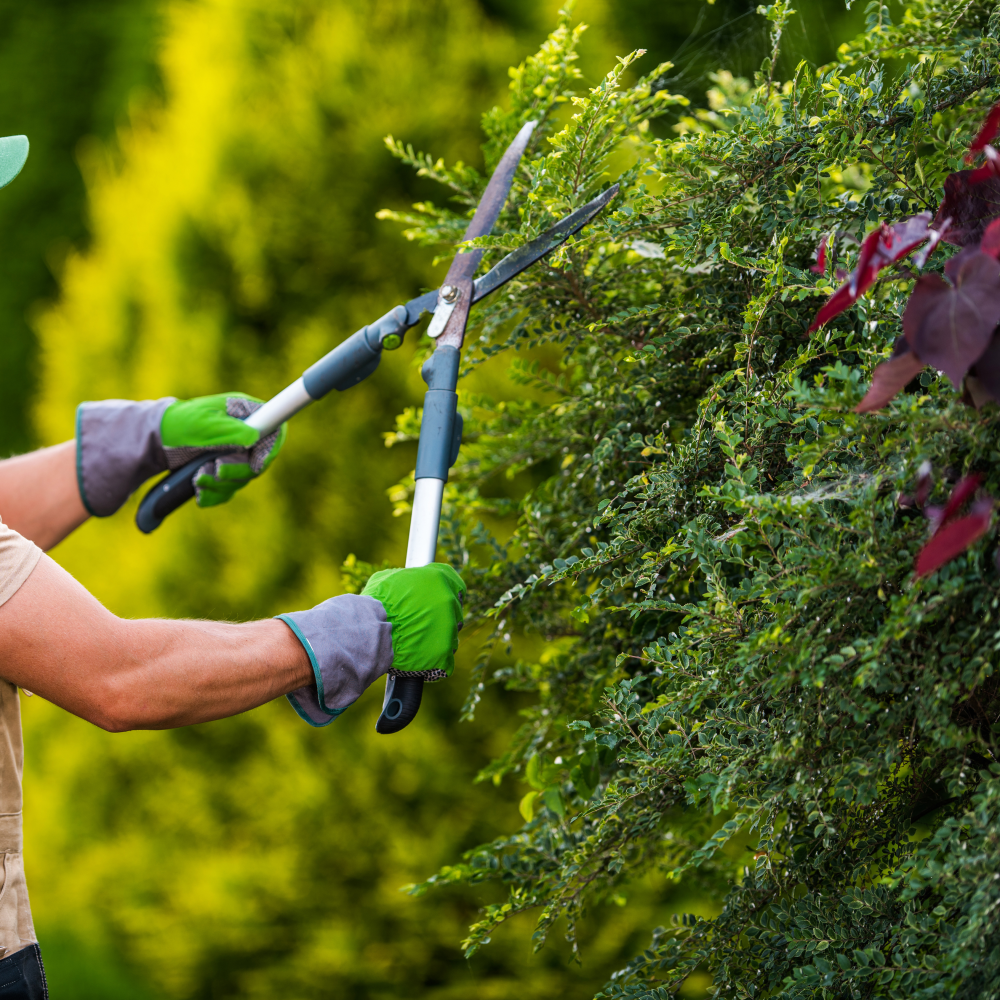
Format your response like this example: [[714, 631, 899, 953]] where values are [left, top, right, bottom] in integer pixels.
[[854, 337, 925, 412], [809, 214, 931, 330], [967, 104, 1000, 162], [902, 251, 1000, 386], [916, 461, 933, 506], [916, 499, 994, 576]]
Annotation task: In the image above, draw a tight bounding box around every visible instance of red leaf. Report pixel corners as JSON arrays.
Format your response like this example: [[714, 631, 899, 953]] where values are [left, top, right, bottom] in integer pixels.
[[965, 147, 1000, 186], [915, 461, 933, 507], [880, 213, 936, 263], [982, 218, 1000, 259], [944, 244, 980, 281], [809, 282, 858, 332], [937, 474, 982, 529], [967, 104, 1000, 163], [809, 214, 932, 331], [810, 234, 828, 274], [849, 226, 884, 297], [934, 167, 1000, 246], [916, 499, 994, 577], [968, 330, 1000, 405], [913, 219, 950, 269], [854, 338, 925, 412], [902, 251, 1000, 386], [900, 460, 933, 509]]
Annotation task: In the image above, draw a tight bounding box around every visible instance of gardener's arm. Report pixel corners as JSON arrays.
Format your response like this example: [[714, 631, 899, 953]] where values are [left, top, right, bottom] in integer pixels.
[[0, 554, 312, 731], [0, 392, 288, 551], [0, 537, 464, 732], [0, 442, 87, 551]]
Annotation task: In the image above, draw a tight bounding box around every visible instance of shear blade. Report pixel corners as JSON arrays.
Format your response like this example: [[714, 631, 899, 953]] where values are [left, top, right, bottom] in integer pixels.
[[472, 184, 620, 304], [403, 184, 620, 327]]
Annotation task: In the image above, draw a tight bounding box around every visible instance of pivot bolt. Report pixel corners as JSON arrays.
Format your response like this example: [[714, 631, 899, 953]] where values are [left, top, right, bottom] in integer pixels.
[[440, 284, 459, 303], [381, 333, 403, 351]]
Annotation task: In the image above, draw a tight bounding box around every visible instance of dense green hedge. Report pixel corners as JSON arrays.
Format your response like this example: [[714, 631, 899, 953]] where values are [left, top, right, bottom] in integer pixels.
[[387, 2, 1000, 994]]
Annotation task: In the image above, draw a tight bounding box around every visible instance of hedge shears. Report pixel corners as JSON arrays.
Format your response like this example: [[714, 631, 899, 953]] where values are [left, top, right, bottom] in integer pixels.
[[136, 120, 618, 732]]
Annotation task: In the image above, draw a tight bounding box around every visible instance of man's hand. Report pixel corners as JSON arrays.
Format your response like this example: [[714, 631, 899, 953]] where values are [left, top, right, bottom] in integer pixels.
[[279, 564, 466, 726], [159, 393, 285, 507], [361, 564, 466, 680], [76, 393, 287, 517]]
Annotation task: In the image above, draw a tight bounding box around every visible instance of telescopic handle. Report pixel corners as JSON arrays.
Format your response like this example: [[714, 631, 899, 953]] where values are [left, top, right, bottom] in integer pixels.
[[374, 341, 465, 735], [135, 307, 410, 534]]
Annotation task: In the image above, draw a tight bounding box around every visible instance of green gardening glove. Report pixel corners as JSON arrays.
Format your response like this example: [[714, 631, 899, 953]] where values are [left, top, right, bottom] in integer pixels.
[[362, 563, 466, 681], [160, 392, 287, 507], [77, 391, 288, 517]]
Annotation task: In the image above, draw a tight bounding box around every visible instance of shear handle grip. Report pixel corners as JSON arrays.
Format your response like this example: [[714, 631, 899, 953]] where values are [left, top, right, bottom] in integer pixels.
[[135, 455, 207, 534], [375, 675, 423, 734]]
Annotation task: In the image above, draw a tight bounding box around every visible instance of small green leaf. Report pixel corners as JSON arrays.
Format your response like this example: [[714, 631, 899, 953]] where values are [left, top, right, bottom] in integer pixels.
[[525, 755, 544, 790], [543, 787, 565, 818], [519, 791, 538, 822]]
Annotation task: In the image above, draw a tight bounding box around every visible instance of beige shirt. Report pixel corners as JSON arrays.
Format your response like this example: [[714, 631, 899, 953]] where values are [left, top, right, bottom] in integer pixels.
[[0, 519, 41, 957]]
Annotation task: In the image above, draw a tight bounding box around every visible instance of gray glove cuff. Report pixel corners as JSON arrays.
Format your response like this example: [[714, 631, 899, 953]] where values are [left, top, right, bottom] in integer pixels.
[[76, 398, 176, 517], [278, 594, 394, 727]]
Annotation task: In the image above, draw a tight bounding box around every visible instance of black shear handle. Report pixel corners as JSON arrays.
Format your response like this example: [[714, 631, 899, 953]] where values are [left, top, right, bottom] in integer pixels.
[[135, 455, 207, 534], [375, 675, 423, 734]]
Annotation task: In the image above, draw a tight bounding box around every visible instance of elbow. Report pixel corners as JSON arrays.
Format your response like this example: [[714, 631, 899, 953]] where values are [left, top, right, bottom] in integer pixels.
[[83, 676, 152, 733], [86, 701, 138, 734], [91, 711, 135, 734]]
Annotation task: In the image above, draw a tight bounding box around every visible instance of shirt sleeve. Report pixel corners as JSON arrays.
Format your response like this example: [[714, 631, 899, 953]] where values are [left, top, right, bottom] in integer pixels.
[[0, 520, 41, 609]]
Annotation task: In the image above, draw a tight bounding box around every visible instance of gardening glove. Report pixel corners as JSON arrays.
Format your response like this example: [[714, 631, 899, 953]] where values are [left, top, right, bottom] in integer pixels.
[[76, 393, 286, 517], [279, 563, 466, 727]]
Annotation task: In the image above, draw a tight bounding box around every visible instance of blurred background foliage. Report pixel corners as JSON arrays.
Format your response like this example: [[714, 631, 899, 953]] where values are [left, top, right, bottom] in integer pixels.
[[0, 0, 857, 996]]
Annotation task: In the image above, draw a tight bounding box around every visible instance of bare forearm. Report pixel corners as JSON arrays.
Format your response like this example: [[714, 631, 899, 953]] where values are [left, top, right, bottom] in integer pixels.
[[99, 617, 311, 729], [0, 557, 311, 730], [0, 441, 88, 550]]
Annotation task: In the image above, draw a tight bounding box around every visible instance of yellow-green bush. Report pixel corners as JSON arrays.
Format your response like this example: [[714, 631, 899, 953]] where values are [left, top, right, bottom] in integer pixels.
[[25, 1, 681, 996]]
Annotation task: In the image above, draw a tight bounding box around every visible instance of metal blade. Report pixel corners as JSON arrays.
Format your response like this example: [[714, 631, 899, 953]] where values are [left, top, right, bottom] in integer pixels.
[[441, 120, 537, 286], [463, 120, 537, 242], [472, 184, 619, 304], [401, 184, 620, 328]]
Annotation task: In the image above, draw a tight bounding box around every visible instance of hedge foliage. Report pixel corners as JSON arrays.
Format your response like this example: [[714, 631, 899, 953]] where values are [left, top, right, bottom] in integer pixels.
[[385, 2, 1000, 995]]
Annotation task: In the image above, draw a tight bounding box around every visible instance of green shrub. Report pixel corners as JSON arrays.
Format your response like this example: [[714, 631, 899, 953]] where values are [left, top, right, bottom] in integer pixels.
[[389, 2, 1000, 994]]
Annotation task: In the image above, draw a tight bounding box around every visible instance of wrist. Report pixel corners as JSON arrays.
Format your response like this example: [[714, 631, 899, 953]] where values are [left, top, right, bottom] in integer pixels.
[[256, 617, 314, 693], [277, 594, 394, 727], [76, 397, 175, 516]]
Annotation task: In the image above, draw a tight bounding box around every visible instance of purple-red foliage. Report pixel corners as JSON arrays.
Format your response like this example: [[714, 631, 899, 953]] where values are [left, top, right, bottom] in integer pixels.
[[966, 102, 1000, 162], [905, 471, 996, 578], [854, 337, 924, 413], [902, 251, 1000, 387], [935, 166, 1000, 246], [816, 105, 1000, 411], [916, 500, 994, 576], [810, 234, 828, 274], [808, 214, 933, 332]]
